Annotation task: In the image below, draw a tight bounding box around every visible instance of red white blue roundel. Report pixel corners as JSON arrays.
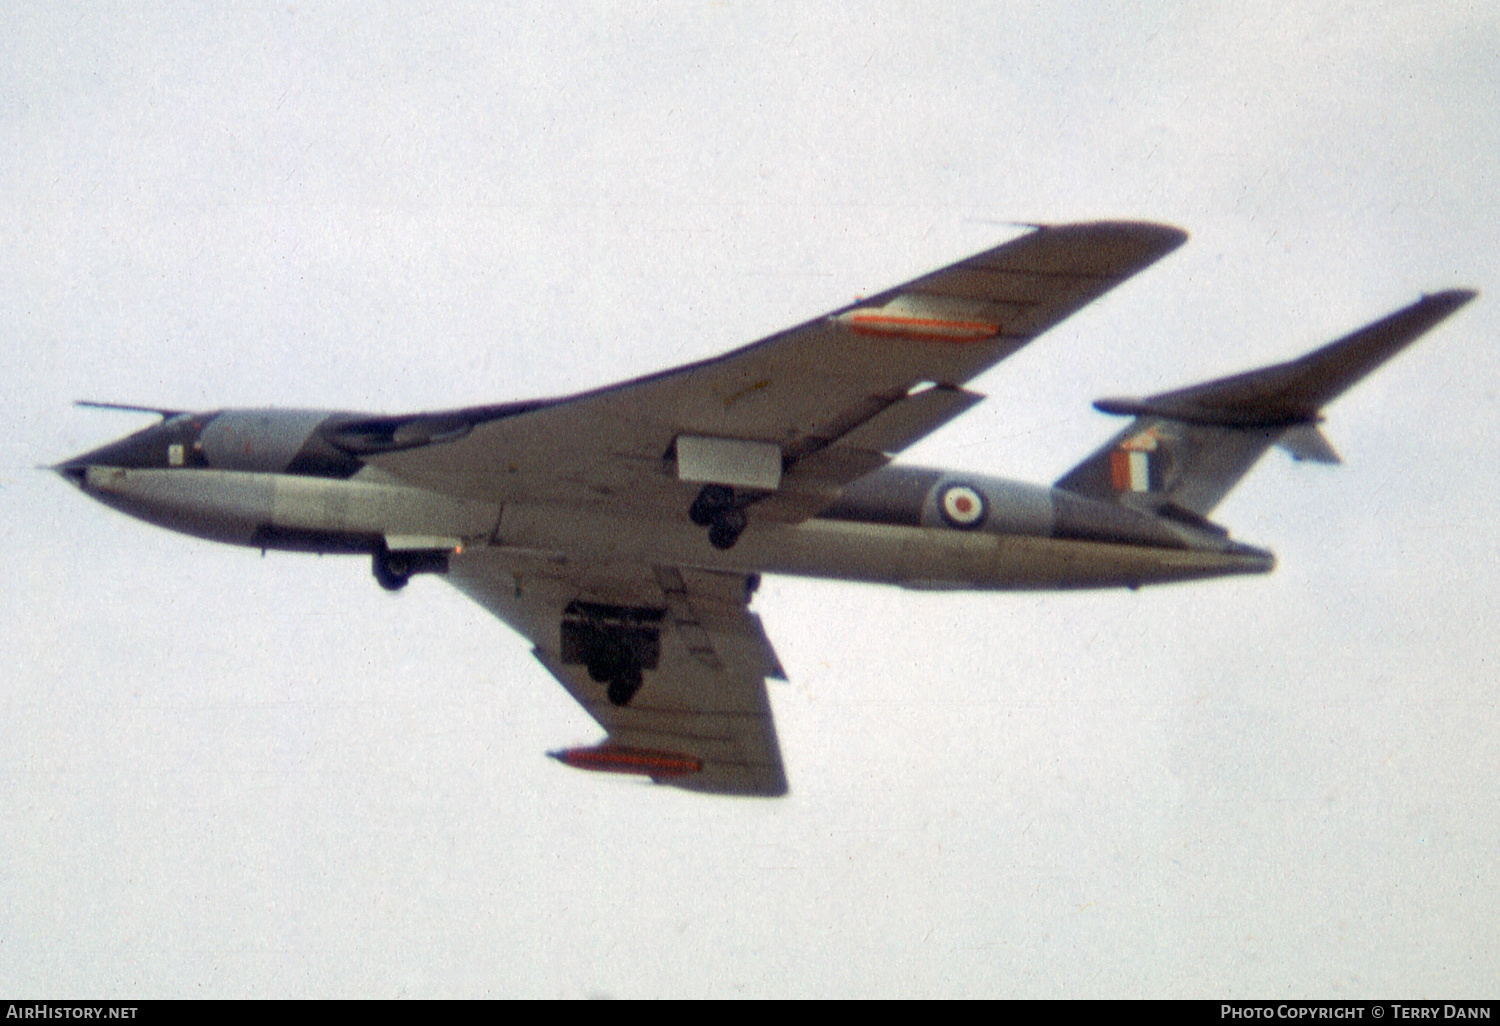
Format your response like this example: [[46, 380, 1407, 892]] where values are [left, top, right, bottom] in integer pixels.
[[938, 482, 987, 529]]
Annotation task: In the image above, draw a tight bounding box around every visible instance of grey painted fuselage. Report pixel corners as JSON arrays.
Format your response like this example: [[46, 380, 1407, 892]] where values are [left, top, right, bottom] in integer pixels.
[[59, 407, 1274, 591]]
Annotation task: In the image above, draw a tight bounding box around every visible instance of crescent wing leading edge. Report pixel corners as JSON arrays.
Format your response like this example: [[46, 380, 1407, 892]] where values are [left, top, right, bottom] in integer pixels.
[[365, 221, 1188, 517]]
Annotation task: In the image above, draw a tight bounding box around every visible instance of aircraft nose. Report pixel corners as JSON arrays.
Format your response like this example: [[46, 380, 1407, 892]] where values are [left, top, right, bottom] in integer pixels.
[[52, 437, 122, 488], [54, 417, 188, 477], [53, 460, 90, 488]]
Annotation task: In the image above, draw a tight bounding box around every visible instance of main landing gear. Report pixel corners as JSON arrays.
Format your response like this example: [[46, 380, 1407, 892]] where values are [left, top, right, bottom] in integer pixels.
[[559, 601, 665, 709], [584, 636, 645, 707], [689, 484, 750, 550]]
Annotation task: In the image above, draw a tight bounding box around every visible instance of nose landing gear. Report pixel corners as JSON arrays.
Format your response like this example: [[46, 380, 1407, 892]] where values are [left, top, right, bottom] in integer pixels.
[[372, 541, 451, 592], [373, 546, 411, 591]]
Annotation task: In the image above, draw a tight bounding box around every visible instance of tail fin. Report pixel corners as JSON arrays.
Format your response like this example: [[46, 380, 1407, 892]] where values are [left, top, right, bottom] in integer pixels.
[[1055, 289, 1477, 519]]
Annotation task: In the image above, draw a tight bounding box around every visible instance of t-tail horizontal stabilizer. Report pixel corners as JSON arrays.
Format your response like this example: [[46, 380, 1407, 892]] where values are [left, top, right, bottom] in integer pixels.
[[1056, 289, 1477, 518]]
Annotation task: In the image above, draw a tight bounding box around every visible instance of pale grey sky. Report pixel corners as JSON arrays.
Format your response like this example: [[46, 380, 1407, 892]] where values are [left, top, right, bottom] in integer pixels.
[[2, 1, 1497, 997]]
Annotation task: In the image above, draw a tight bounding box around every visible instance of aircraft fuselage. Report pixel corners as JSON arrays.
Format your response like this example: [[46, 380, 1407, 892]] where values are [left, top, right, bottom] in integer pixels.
[[60, 407, 1273, 592]]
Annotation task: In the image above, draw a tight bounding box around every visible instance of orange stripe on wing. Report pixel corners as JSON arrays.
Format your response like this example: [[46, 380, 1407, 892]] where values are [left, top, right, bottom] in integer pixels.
[[552, 745, 703, 778], [844, 313, 1000, 342]]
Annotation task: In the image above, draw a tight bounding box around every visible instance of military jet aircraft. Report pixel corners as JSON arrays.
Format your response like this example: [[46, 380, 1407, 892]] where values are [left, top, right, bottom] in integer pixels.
[[56, 222, 1475, 796]]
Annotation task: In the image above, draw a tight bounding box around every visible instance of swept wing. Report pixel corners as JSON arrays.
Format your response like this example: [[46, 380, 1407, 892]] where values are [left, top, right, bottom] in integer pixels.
[[449, 551, 788, 795], [365, 222, 1188, 522], [368, 222, 1188, 794]]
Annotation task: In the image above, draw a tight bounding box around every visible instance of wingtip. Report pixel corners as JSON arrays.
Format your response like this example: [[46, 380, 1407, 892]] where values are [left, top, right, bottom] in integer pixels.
[[1047, 218, 1188, 234], [1425, 288, 1479, 307], [1000, 218, 1188, 243], [1135, 221, 1191, 250]]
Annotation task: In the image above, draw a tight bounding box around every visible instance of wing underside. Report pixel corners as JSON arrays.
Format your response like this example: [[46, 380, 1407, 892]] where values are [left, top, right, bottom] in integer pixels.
[[448, 551, 789, 796]]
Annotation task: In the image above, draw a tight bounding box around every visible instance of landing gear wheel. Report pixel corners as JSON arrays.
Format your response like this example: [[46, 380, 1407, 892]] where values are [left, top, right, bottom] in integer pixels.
[[373, 547, 410, 591], [689, 484, 735, 527], [606, 665, 643, 707], [708, 508, 747, 550], [586, 637, 630, 684]]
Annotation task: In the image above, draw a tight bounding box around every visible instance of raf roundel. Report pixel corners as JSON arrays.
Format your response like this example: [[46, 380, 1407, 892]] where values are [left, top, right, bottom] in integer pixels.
[[938, 482, 988, 529]]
